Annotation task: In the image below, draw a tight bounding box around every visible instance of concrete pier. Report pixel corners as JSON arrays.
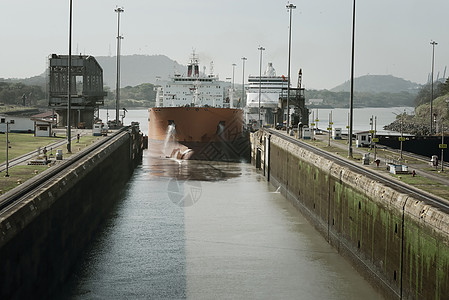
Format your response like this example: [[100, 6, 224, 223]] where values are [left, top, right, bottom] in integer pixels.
[[0, 126, 143, 299], [252, 129, 449, 299]]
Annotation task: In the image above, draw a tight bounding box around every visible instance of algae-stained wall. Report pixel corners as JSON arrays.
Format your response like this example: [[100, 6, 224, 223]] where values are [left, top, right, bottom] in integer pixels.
[[254, 131, 449, 299], [0, 128, 142, 299]]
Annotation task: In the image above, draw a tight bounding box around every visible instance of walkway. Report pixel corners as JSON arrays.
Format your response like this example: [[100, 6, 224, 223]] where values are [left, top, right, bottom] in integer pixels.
[[0, 129, 90, 173], [284, 129, 449, 200]]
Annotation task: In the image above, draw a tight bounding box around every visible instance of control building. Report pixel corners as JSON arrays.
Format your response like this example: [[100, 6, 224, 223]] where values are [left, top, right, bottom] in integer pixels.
[[48, 54, 106, 128]]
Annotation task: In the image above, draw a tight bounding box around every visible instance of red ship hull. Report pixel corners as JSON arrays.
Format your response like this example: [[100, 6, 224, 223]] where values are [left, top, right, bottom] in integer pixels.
[[148, 107, 249, 161]]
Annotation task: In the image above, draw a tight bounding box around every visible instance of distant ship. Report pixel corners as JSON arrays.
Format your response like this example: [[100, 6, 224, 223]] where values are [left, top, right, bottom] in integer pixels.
[[245, 62, 287, 128], [148, 52, 249, 161], [244, 62, 308, 129]]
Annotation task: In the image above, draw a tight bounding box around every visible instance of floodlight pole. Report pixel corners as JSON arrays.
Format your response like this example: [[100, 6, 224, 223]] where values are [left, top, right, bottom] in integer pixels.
[[241, 57, 247, 109], [115, 7, 124, 127], [231, 63, 236, 108], [67, 0, 73, 153], [286, 3, 296, 132], [430, 40, 438, 135], [258, 46, 265, 128], [348, 0, 356, 158]]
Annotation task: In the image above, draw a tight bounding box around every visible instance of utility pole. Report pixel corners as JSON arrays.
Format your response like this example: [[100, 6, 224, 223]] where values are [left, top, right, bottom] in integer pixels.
[[400, 112, 404, 160], [441, 122, 445, 172], [5, 122, 10, 177]]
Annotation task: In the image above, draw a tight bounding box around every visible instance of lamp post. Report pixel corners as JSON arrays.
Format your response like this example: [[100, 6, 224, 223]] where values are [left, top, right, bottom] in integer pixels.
[[115, 6, 124, 127], [348, 0, 356, 158], [258, 46, 265, 128], [67, 0, 73, 153], [444, 99, 449, 172], [286, 3, 296, 131], [374, 116, 377, 161], [430, 40, 438, 135], [241, 57, 247, 109], [328, 111, 332, 146], [5, 121, 10, 177], [392, 110, 405, 160], [231, 63, 236, 108]]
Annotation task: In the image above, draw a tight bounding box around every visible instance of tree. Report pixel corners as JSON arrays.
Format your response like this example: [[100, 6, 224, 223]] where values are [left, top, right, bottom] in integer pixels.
[[441, 77, 449, 96], [414, 81, 443, 107], [0, 81, 46, 106]]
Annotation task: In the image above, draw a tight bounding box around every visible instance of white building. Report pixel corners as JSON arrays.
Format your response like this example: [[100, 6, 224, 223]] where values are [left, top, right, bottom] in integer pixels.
[[0, 114, 34, 133], [33, 121, 52, 137], [355, 131, 371, 147], [307, 99, 324, 106], [31, 111, 57, 137]]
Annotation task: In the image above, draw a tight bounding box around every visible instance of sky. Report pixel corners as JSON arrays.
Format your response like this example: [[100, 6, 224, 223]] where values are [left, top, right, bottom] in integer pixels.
[[1, 0, 448, 90]]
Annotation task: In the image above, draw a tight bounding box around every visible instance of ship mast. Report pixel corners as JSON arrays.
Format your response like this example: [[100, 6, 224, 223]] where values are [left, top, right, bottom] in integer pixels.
[[188, 50, 200, 78]]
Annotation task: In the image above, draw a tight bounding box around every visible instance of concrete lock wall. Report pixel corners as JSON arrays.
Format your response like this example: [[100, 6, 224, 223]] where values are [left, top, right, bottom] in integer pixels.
[[252, 130, 449, 300], [0, 128, 143, 299]]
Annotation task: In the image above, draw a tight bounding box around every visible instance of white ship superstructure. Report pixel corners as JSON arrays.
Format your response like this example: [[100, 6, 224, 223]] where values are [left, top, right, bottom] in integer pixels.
[[155, 53, 224, 108], [245, 62, 288, 126]]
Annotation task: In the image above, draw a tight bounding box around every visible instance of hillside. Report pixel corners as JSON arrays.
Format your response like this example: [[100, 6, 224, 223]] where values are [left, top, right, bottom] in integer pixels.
[[0, 57, 424, 109], [0, 55, 186, 89], [1, 58, 422, 94], [331, 74, 421, 94], [384, 93, 449, 135], [0, 75, 46, 88], [305, 89, 415, 108], [96, 55, 185, 88]]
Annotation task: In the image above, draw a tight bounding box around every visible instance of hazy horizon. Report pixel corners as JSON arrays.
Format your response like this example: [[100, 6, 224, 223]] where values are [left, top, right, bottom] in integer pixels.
[[1, 0, 448, 90]]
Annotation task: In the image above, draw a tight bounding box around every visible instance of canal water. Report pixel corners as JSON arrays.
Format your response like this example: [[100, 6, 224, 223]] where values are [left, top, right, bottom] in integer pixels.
[[100, 106, 413, 135], [308, 106, 413, 134], [55, 108, 389, 299], [58, 151, 384, 299]]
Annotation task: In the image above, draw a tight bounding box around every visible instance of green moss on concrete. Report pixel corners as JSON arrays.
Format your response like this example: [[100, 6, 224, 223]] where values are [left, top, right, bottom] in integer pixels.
[[261, 133, 449, 298], [404, 217, 449, 299]]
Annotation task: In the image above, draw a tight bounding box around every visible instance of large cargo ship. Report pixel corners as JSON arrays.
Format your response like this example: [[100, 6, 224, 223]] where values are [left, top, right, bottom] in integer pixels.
[[148, 53, 249, 161]]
